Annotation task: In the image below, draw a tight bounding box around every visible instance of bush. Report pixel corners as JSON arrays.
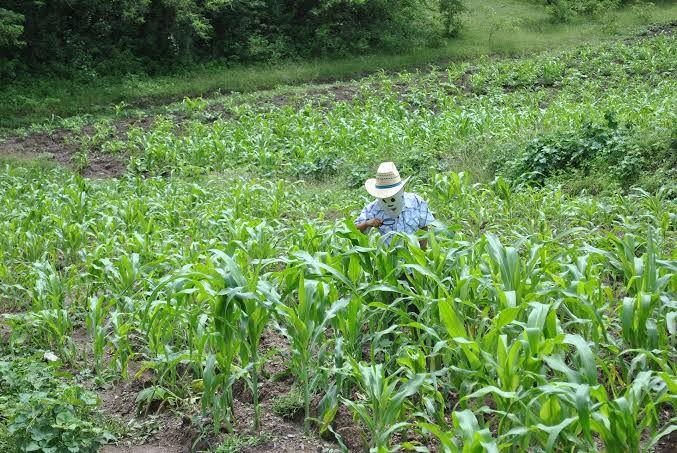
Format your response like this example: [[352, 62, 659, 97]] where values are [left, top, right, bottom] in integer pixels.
[[439, 0, 466, 37], [8, 388, 113, 452], [0, 356, 114, 452], [546, 0, 623, 22], [0, 7, 24, 78], [505, 112, 672, 188]]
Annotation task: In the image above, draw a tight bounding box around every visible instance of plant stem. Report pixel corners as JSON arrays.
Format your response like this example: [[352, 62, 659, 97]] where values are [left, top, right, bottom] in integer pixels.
[[252, 345, 260, 430], [303, 367, 310, 434]]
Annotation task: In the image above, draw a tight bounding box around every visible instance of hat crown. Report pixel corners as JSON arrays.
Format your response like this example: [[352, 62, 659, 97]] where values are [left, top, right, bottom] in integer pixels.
[[364, 161, 409, 198], [375, 162, 402, 186]]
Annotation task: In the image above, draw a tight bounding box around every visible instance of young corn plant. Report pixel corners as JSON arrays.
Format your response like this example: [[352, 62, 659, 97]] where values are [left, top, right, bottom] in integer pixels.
[[341, 362, 425, 452], [85, 295, 110, 373], [275, 274, 348, 433], [420, 409, 499, 453], [193, 257, 244, 433], [215, 251, 273, 431]]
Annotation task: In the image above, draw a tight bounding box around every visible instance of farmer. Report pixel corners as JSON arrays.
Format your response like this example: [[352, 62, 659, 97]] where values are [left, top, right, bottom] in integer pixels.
[[355, 162, 434, 249]]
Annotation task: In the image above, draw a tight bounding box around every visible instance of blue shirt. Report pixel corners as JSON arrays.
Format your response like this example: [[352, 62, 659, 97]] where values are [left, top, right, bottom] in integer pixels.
[[355, 192, 435, 244]]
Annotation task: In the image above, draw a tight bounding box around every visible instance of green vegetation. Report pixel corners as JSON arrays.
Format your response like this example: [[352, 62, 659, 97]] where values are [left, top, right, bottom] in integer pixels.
[[271, 387, 305, 420], [0, 3, 676, 452], [0, 355, 114, 452], [213, 432, 272, 453], [106, 33, 673, 192], [1, 153, 675, 450], [2, 0, 676, 128], [0, 0, 442, 81]]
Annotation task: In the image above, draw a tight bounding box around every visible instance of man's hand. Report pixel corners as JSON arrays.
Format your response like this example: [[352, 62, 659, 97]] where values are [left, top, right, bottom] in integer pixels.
[[356, 218, 383, 232]]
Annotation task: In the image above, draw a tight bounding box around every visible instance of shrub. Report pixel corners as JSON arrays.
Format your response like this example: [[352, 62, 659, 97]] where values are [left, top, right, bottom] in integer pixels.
[[439, 0, 466, 37], [546, 0, 622, 22], [0, 7, 24, 78], [505, 113, 669, 188], [0, 356, 114, 452], [8, 388, 113, 452]]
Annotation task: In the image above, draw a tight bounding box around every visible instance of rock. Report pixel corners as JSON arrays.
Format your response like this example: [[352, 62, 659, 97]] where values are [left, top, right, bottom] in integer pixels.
[[43, 351, 60, 362]]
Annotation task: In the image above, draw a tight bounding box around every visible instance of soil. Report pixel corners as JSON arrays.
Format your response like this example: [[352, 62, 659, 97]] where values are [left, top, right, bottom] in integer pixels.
[[97, 376, 198, 453], [72, 325, 344, 452], [0, 300, 25, 344], [628, 20, 676, 41], [652, 406, 677, 453], [0, 81, 364, 179], [330, 405, 363, 452], [0, 121, 134, 178]]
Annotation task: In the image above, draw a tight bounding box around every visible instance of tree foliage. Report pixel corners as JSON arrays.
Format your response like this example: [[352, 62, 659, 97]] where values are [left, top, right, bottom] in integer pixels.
[[0, 0, 463, 79]]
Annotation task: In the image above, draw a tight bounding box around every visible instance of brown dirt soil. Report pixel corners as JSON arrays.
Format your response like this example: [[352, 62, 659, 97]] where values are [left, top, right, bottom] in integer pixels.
[[98, 377, 199, 453], [76, 325, 342, 452], [0, 301, 25, 344], [0, 126, 129, 178], [330, 405, 363, 452], [629, 20, 676, 41], [95, 364, 340, 453], [0, 82, 362, 179], [0, 318, 10, 345], [652, 406, 677, 453], [233, 398, 337, 453]]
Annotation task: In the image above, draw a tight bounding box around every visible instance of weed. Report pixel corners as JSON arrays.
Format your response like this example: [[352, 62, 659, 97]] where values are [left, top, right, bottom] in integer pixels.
[[271, 387, 305, 420], [213, 432, 272, 453]]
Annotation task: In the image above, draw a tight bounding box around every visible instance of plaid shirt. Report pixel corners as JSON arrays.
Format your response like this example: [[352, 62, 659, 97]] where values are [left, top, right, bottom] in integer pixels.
[[355, 192, 435, 244]]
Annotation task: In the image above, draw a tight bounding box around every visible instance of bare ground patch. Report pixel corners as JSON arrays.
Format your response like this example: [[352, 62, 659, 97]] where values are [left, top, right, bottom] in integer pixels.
[[0, 122, 138, 178], [65, 324, 342, 452]]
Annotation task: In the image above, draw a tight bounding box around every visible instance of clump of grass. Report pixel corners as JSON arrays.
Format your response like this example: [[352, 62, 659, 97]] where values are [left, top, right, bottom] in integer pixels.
[[271, 387, 305, 420], [214, 433, 272, 453]]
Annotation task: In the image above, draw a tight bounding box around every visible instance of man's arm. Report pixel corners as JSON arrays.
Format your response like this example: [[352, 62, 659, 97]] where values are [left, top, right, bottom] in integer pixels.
[[356, 218, 383, 232]]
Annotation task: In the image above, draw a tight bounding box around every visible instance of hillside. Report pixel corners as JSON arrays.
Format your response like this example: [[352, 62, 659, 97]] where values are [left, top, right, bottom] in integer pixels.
[[1, 15, 676, 453]]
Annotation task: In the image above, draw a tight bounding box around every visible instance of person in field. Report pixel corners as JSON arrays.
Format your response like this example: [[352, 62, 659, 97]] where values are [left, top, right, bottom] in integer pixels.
[[355, 161, 434, 249]]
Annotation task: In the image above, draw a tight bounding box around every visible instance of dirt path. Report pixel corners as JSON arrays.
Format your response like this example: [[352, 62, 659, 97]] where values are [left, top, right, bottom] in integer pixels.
[[0, 120, 139, 178]]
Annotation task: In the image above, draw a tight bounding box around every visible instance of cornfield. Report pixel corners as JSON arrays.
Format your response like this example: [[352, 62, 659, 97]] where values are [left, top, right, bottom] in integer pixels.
[[0, 28, 675, 453]]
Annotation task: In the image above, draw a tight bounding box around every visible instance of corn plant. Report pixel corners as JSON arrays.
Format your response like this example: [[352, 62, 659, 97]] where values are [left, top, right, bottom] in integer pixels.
[[275, 274, 348, 433], [341, 362, 424, 452], [85, 295, 110, 373], [421, 409, 499, 453], [213, 251, 273, 431]]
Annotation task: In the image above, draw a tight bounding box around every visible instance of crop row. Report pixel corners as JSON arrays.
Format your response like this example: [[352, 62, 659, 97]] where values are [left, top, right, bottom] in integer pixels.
[[1, 164, 675, 451]]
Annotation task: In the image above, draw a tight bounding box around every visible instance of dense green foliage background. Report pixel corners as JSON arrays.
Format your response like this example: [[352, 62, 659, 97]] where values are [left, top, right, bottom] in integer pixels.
[[0, 0, 446, 79], [2, 0, 668, 81]]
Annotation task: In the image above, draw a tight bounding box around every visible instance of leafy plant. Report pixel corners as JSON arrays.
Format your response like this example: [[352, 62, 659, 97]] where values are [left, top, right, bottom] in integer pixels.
[[342, 362, 424, 452], [271, 387, 305, 420]]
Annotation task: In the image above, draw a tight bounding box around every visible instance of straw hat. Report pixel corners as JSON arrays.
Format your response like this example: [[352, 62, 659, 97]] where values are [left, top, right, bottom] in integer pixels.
[[365, 162, 410, 198]]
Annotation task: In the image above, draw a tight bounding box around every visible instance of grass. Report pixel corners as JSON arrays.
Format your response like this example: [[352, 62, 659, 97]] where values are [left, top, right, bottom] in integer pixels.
[[2, 0, 676, 129], [212, 433, 272, 453], [271, 387, 305, 420]]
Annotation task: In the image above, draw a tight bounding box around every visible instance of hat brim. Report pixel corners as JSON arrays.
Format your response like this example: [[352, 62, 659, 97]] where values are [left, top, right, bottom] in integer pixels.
[[365, 176, 410, 198]]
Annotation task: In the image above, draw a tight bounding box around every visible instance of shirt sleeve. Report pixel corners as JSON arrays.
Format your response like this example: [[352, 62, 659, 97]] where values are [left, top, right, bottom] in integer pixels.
[[417, 198, 435, 228], [354, 203, 372, 225]]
